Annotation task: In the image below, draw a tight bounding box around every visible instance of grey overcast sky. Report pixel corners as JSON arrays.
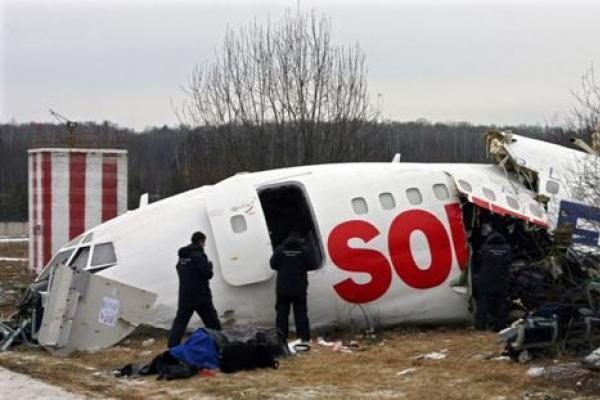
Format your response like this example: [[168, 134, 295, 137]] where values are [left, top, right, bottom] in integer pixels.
[[1, 0, 599, 130]]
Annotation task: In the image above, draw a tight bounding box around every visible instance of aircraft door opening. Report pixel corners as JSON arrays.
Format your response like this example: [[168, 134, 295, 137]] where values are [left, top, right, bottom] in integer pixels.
[[258, 184, 324, 268]]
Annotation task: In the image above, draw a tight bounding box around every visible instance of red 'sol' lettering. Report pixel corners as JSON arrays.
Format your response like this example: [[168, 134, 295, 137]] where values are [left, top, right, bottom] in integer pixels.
[[388, 209, 452, 289], [327, 220, 392, 303], [445, 203, 469, 271], [328, 203, 470, 303]]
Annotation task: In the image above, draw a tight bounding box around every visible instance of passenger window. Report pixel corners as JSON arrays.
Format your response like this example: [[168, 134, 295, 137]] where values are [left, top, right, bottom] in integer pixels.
[[230, 215, 247, 233], [483, 187, 496, 202], [91, 243, 117, 266], [379, 193, 396, 210], [406, 188, 423, 205], [70, 247, 91, 269], [530, 203, 544, 219], [506, 196, 520, 210], [433, 184, 449, 200], [458, 179, 472, 193], [546, 180, 560, 195], [351, 197, 368, 215]]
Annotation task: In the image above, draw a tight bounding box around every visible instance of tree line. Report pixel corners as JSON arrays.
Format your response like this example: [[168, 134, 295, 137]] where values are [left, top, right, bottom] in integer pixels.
[[0, 120, 574, 221]]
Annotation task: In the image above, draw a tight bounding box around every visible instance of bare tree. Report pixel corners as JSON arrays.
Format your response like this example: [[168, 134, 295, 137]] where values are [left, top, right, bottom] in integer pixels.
[[566, 65, 600, 233], [178, 10, 377, 168], [571, 64, 600, 143]]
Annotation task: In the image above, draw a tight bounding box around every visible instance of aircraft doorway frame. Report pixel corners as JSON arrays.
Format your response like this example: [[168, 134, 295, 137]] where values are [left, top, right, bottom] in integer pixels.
[[257, 182, 325, 269]]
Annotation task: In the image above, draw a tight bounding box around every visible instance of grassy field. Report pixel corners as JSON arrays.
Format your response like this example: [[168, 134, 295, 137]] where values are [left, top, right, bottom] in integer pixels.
[[1, 241, 599, 399]]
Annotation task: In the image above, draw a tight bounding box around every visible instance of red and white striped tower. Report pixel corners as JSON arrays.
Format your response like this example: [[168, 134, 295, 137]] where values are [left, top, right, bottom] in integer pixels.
[[28, 148, 128, 272]]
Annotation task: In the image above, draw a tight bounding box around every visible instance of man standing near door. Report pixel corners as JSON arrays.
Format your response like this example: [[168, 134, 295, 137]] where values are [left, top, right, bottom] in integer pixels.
[[270, 231, 318, 346]]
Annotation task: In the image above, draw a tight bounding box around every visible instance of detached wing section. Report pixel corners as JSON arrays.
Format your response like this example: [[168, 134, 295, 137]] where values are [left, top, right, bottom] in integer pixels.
[[447, 166, 550, 228]]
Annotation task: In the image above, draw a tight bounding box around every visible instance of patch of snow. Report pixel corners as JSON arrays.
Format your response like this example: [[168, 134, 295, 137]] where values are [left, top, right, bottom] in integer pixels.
[[582, 347, 600, 370], [0, 238, 29, 243], [527, 367, 545, 377], [0, 366, 87, 399], [317, 337, 334, 347], [414, 349, 448, 360], [0, 257, 28, 262], [396, 367, 417, 376]]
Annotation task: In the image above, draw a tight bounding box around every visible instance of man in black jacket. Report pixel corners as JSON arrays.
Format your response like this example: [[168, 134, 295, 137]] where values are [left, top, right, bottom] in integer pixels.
[[474, 230, 513, 332], [168, 231, 222, 348], [270, 232, 317, 344]]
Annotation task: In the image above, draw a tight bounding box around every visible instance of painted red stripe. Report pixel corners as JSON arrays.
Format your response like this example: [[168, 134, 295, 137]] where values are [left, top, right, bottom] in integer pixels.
[[470, 196, 490, 209], [32, 154, 38, 271], [41, 153, 52, 266], [69, 152, 87, 239], [102, 154, 118, 222], [532, 219, 551, 228], [466, 195, 549, 228], [490, 203, 524, 220]]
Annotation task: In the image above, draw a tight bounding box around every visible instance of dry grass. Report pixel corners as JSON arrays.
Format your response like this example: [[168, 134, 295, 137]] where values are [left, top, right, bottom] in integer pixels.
[[1, 328, 598, 400], [0, 242, 33, 315], [1, 241, 600, 399]]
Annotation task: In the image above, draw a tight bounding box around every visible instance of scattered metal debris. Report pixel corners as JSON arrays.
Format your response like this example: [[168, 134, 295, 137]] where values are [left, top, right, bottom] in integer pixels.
[[396, 367, 418, 376], [414, 349, 448, 361]]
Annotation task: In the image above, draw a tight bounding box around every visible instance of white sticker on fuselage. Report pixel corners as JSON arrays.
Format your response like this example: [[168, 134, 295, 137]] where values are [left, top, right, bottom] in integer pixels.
[[98, 296, 120, 327]]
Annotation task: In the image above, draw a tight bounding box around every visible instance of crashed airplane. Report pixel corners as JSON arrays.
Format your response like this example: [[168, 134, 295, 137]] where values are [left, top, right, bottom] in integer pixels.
[[15, 130, 600, 355]]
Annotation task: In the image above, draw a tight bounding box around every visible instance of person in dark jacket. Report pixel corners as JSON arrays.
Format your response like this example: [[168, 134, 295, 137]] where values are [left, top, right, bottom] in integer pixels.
[[270, 232, 317, 343], [474, 230, 513, 332], [168, 231, 222, 348]]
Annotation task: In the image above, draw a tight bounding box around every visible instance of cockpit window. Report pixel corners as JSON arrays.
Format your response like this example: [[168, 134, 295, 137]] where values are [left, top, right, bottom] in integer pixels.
[[36, 249, 74, 281], [71, 247, 91, 269], [91, 243, 117, 266], [64, 234, 83, 248], [82, 232, 94, 244]]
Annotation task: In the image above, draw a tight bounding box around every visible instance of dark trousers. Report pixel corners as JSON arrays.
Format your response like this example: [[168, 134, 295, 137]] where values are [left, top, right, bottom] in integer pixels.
[[276, 293, 310, 342], [168, 302, 222, 348], [474, 292, 508, 332]]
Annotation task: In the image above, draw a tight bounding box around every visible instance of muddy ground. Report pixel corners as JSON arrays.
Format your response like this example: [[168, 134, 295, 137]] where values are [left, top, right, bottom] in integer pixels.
[[1, 241, 600, 399]]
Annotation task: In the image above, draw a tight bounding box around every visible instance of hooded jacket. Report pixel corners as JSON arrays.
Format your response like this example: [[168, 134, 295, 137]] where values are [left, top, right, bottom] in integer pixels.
[[176, 243, 214, 306], [270, 236, 317, 296]]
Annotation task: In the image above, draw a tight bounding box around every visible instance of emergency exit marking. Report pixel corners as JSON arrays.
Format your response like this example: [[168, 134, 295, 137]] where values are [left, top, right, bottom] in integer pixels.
[[328, 203, 468, 303]]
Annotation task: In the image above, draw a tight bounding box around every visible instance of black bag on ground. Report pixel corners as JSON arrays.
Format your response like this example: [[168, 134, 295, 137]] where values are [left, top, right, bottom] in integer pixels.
[[219, 341, 279, 373], [131, 351, 198, 381]]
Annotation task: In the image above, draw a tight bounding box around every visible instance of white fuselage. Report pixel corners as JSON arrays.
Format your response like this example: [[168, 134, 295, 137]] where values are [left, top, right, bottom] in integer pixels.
[[54, 162, 477, 330], [41, 133, 600, 332]]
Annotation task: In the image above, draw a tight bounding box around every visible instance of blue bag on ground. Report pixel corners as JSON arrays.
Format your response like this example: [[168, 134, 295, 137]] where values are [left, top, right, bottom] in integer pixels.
[[169, 328, 219, 369]]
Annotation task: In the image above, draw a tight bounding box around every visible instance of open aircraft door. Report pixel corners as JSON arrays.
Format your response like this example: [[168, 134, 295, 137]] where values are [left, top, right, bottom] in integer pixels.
[[448, 168, 551, 228], [204, 178, 274, 286]]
